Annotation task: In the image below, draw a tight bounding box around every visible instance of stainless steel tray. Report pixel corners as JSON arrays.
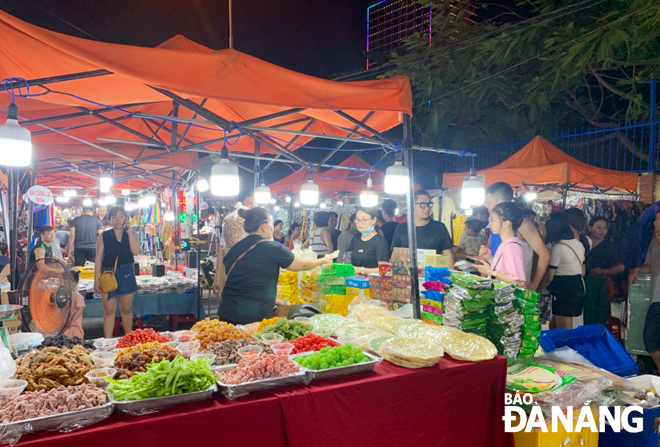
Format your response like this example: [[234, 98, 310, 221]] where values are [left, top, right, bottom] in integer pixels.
[[109, 385, 217, 415], [0, 401, 113, 442], [290, 352, 381, 381], [216, 366, 308, 400]]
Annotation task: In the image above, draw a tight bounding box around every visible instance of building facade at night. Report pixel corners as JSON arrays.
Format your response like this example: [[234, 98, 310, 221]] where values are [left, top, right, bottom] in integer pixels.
[[366, 0, 477, 69]]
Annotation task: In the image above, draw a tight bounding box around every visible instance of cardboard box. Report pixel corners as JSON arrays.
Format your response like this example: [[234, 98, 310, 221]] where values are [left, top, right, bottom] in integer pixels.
[[425, 254, 449, 268], [275, 304, 295, 317]]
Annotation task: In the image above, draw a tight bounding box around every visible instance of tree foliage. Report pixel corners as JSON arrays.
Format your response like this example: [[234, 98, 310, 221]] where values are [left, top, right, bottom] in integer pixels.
[[381, 0, 660, 150]]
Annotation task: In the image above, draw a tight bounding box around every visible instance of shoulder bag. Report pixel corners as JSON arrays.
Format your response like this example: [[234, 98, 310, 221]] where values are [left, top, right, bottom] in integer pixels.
[[99, 257, 119, 293]]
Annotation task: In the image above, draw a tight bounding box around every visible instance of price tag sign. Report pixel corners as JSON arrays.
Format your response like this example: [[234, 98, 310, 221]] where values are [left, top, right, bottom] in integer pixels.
[[26, 186, 53, 205]]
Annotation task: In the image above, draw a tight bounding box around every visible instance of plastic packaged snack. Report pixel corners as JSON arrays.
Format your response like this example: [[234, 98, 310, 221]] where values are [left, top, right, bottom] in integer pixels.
[[380, 337, 443, 368], [441, 331, 498, 362]]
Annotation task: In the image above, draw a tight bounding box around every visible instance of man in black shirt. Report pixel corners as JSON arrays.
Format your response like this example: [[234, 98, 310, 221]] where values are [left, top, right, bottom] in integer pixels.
[[68, 206, 103, 266], [391, 190, 454, 268], [380, 199, 398, 247]]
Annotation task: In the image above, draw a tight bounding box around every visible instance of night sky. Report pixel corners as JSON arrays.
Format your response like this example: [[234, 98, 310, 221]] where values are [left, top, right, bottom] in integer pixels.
[[0, 0, 376, 79]]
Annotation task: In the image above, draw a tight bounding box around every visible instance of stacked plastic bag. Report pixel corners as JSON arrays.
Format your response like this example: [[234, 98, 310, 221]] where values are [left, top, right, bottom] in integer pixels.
[[443, 272, 493, 336], [514, 288, 541, 358], [487, 283, 524, 358]]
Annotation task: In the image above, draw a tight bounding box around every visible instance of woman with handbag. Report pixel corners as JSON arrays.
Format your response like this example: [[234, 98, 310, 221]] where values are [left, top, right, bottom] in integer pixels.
[[217, 207, 332, 325], [94, 206, 140, 338]]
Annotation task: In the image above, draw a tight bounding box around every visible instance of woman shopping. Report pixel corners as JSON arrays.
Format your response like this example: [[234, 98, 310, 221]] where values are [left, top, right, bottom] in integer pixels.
[[273, 220, 287, 245], [218, 208, 332, 325], [541, 212, 586, 330], [474, 203, 526, 284], [584, 216, 625, 325], [94, 206, 140, 338], [303, 211, 334, 258], [347, 208, 390, 275]]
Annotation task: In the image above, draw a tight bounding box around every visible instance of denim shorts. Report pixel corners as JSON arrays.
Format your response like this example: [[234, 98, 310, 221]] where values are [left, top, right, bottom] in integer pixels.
[[107, 263, 138, 299]]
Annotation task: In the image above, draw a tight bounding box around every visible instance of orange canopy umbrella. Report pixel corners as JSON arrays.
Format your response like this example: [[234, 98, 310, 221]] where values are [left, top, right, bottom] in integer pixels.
[[0, 9, 412, 184], [442, 136, 638, 192]]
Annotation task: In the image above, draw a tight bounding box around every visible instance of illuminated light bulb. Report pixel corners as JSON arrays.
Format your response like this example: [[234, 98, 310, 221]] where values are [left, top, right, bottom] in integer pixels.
[[82, 198, 93, 207], [285, 196, 292, 203], [197, 178, 210, 193], [99, 173, 112, 193], [0, 103, 32, 167], [63, 189, 76, 197], [55, 196, 69, 204], [360, 176, 379, 208], [460, 167, 485, 209], [384, 154, 409, 195]]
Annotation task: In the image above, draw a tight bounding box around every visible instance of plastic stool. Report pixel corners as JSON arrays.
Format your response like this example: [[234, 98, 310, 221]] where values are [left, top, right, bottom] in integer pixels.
[[113, 316, 143, 336], [169, 314, 196, 331]]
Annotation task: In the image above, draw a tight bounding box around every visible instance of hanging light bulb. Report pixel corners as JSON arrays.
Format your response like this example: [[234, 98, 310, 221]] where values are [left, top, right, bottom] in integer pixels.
[[138, 196, 147, 208], [465, 208, 474, 217], [125, 202, 136, 212], [300, 171, 319, 206], [384, 153, 409, 195], [98, 198, 107, 207], [285, 195, 292, 203], [145, 192, 156, 205], [211, 146, 240, 196], [121, 189, 131, 196], [337, 199, 343, 207], [360, 175, 379, 208], [164, 211, 175, 222], [525, 190, 537, 202], [319, 202, 327, 209], [105, 194, 116, 205], [82, 198, 93, 207], [99, 173, 113, 193], [63, 189, 77, 197], [269, 198, 277, 205], [460, 166, 485, 209], [254, 175, 271, 205], [197, 178, 210, 193], [294, 201, 300, 208], [273, 205, 280, 212], [0, 102, 32, 167], [55, 196, 69, 204]]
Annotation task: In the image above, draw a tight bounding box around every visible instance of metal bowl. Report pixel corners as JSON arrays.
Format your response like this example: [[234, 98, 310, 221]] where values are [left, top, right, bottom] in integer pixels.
[[0, 305, 22, 321]]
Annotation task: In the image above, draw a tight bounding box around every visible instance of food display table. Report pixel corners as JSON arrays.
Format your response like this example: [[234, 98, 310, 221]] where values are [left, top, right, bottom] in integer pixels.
[[13, 356, 510, 447], [83, 292, 204, 320]]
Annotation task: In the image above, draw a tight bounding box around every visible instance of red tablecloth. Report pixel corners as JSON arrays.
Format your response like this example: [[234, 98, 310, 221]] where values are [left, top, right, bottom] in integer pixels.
[[15, 356, 511, 447]]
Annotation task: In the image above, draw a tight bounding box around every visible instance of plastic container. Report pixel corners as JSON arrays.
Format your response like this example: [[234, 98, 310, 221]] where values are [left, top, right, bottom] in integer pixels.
[[598, 374, 660, 447], [93, 339, 119, 352], [160, 331, 177, 342], [539, 324, 638, 377], [294, 317, 311, 324], [90, 351, 116, 367], [190, 353, 217, 364], [512, 406, 599, 447], [176, 341, 201, 353], [312, 328, 332, 338], [84, 368, 117, 388], [9, 333, 43, 353], [260, 333, 284, 345], [175, 330, 196, 343], [271, 343, 294, 356], [0, 380, 27, 399], [237, 345, 263, 358], [163, 341, 180, 348]]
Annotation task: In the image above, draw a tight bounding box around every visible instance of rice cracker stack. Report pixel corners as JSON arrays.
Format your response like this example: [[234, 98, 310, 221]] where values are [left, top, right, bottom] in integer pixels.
[[380, 337, 444, 369], [441, 330, 498, 362]]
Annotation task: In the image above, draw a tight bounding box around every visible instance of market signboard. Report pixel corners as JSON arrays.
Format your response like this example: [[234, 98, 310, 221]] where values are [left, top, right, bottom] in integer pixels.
[[26, 186, 53, 205]]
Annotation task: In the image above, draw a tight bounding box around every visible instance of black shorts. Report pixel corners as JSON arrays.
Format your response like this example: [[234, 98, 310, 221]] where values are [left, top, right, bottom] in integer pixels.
[[74, 247, 96, 267], [643, 302, 660, 352], [549, 274, 585, 317]]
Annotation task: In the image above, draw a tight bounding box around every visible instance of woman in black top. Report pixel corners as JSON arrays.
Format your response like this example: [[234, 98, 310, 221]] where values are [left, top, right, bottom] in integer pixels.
[[273, 220, 287, 245], [94, 206, 140, 338], [348, 207, 390, 275], [218, 208, 331, 325]]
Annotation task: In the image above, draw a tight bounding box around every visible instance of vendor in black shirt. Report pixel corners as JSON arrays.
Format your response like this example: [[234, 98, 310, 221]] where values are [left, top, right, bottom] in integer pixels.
[[391, 189, 454, 269], [348, 207, 391, 275], [218, 207, 331, 325], [28, 225, 55, 267], [380, 199, 399, 247]]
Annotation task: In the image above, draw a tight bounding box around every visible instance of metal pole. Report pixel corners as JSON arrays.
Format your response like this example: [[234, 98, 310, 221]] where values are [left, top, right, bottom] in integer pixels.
[[561, 184, 568, 211], [650, 74, 656, 171], [403, 115, 421, 320], [195, 173, 202, 319], [173, 173, 179, 271], [8, 168, 19, 289], [228, 0, 234, 49], [25, 170, 34, 267], [254, 141, 260, 190]]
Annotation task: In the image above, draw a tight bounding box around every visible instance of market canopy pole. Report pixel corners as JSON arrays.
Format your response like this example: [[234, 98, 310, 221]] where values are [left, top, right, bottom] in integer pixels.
[[403, 114, 421, 320]]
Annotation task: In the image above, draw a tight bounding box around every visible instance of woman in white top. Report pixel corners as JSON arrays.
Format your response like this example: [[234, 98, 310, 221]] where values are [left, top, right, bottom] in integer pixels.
[[541, 212, 586, 330], [303, 211, 334, 258]]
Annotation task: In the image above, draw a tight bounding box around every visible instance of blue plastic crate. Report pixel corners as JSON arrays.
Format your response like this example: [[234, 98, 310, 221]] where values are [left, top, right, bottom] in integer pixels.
[[539, 324, 639, 377]]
